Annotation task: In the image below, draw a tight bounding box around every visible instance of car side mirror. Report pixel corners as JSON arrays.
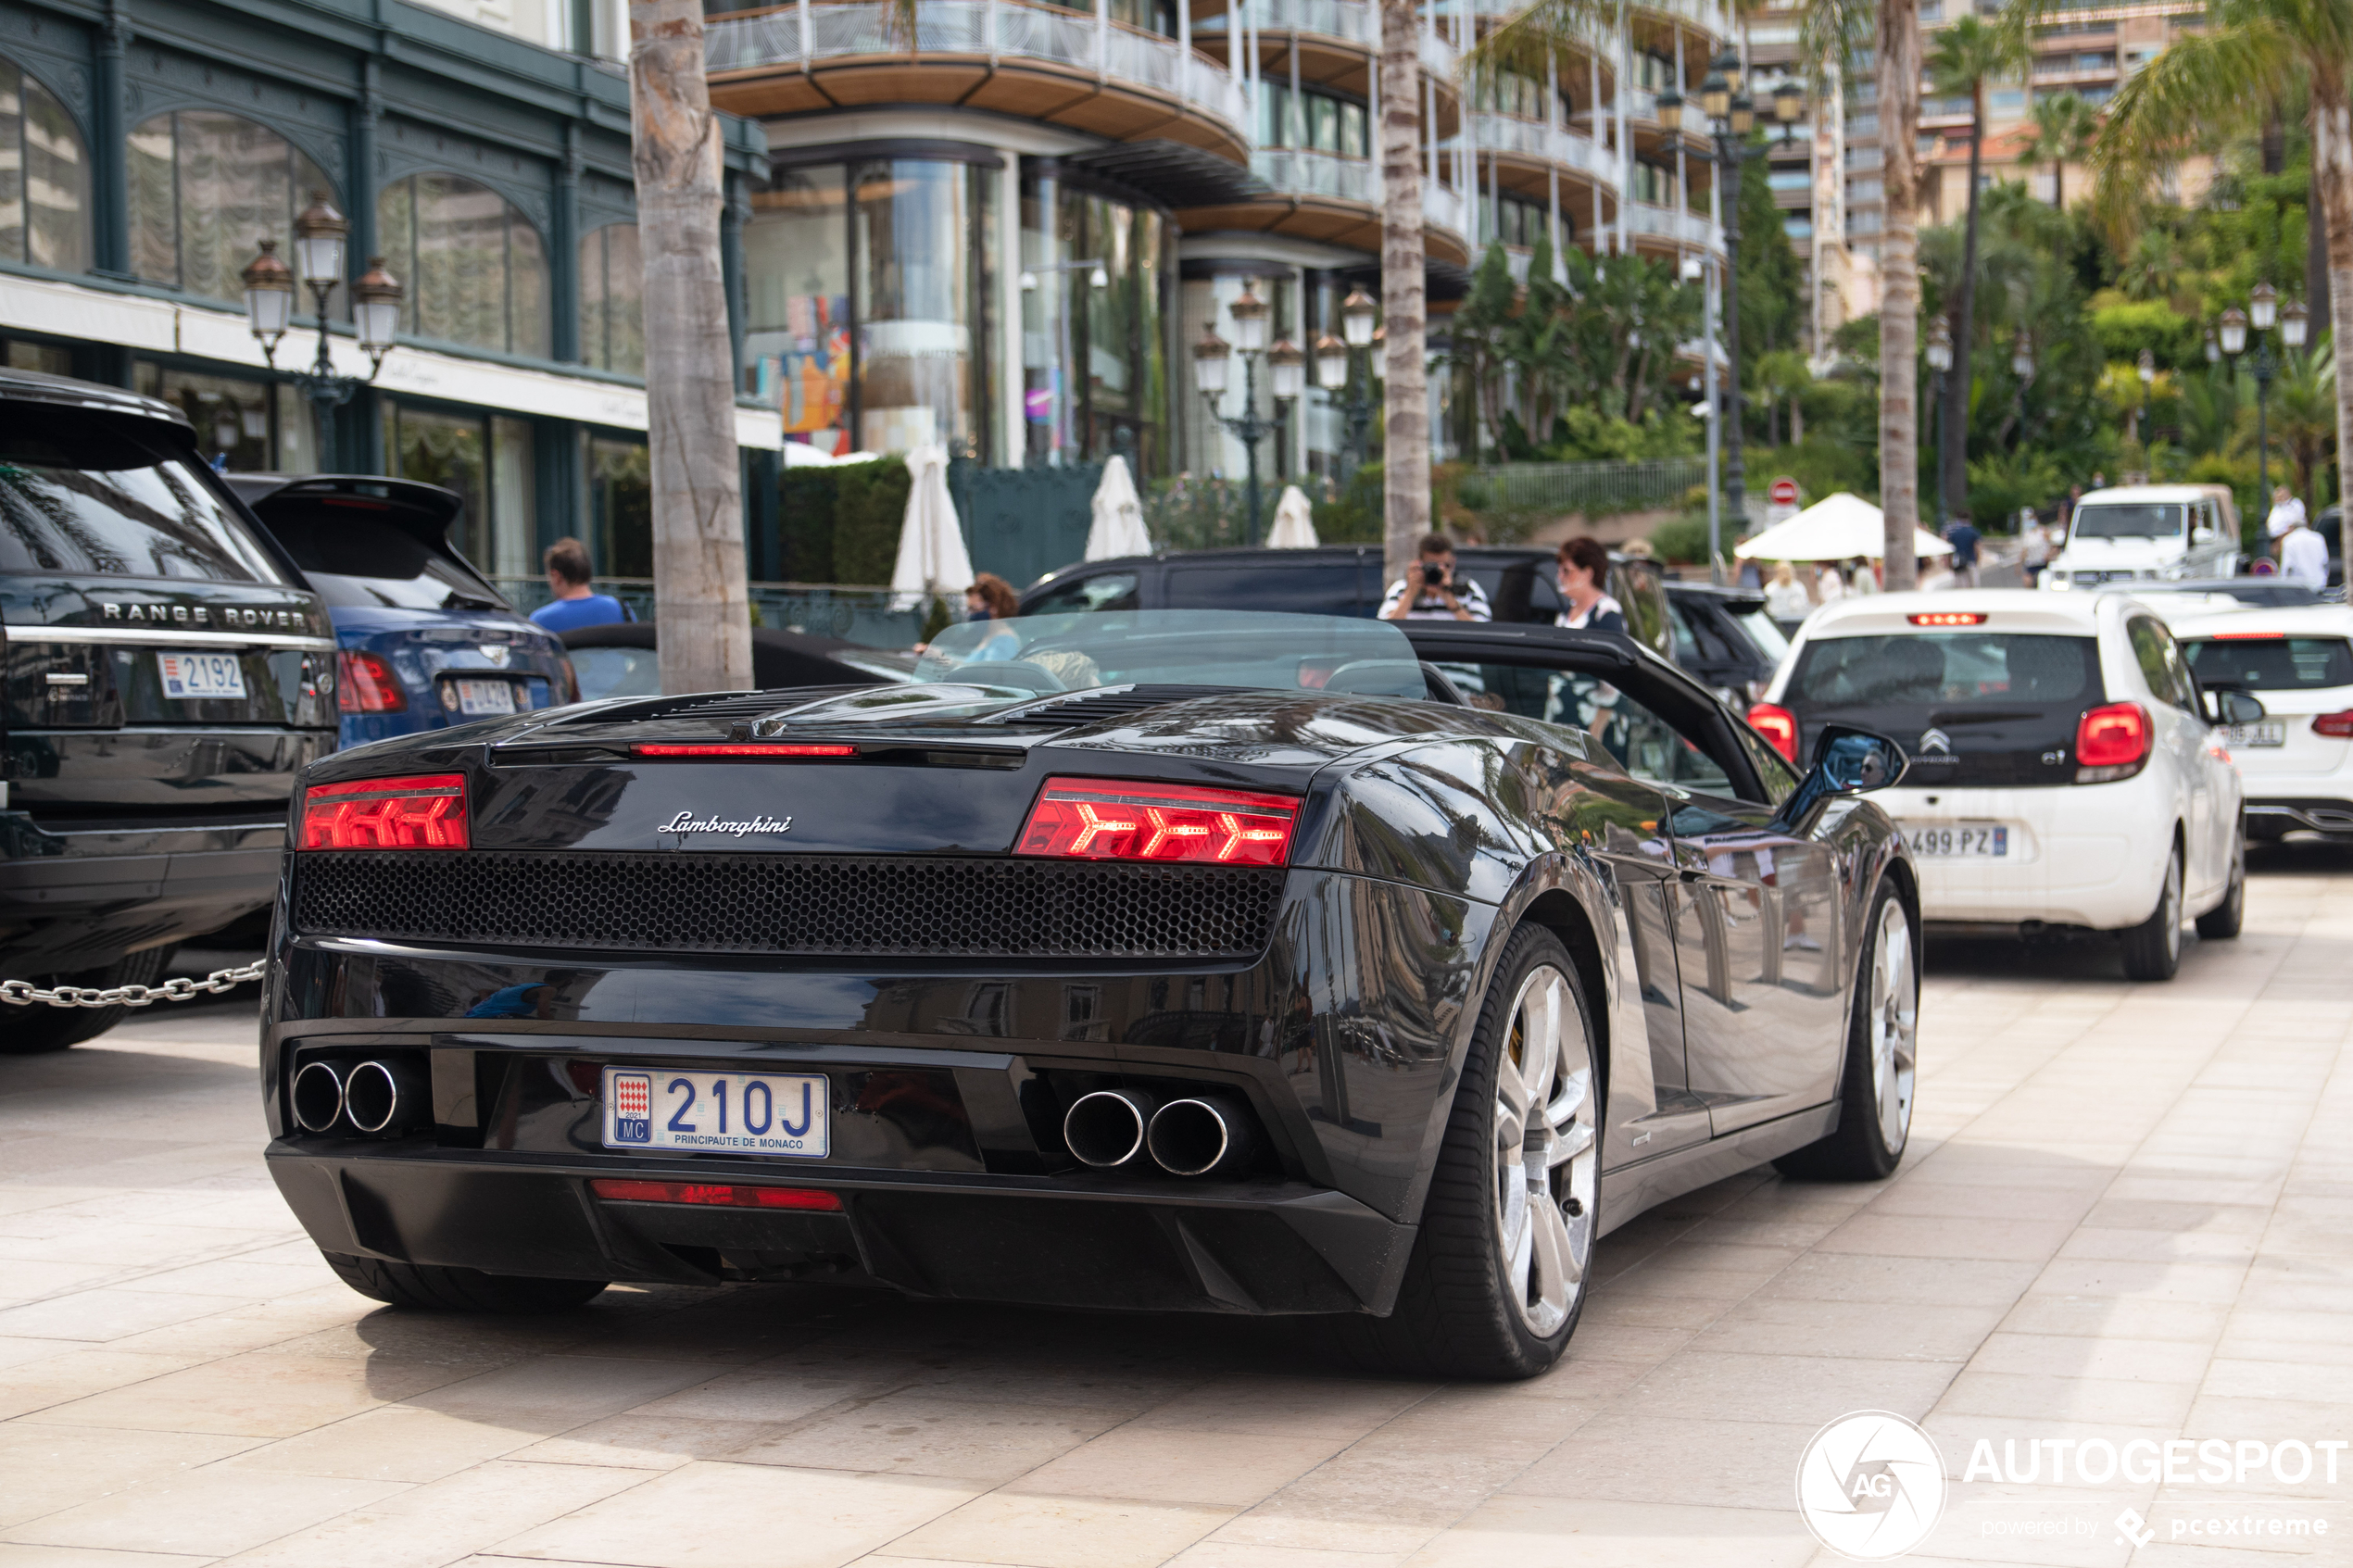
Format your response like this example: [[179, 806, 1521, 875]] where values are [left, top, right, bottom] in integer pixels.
[[1773, 725, 1908, 830], [2193, 525, 2216, 544], [2205, 687, 2265, 725]]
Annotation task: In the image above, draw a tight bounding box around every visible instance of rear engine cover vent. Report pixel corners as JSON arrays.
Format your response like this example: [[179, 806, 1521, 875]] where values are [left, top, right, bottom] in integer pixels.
[[991, 684, 1244, 727]]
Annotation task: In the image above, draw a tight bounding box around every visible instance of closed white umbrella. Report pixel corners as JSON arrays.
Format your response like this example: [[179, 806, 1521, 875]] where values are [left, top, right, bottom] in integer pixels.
[[1085, 455, 1153, 559], [1266, 485, 1320, 548], [890, 445, 975, 608], [1731, 492, 1953, 561]]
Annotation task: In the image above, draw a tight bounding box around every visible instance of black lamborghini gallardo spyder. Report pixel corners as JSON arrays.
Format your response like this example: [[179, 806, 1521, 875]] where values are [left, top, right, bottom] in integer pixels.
[[263, 609, 1918, 1378]]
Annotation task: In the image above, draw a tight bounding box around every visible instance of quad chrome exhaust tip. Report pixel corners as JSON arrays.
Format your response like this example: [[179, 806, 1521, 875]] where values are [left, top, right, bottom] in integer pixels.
[[343, 1058, 425, 1135], [1063, 1088, 1157, 1168], [1145, 1094, 1258, 1177], [290, 1060, 346, 1134]]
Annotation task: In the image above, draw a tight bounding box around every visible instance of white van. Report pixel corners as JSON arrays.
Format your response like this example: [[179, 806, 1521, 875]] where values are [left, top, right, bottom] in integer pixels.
[[2041, 484, 2242, 590]]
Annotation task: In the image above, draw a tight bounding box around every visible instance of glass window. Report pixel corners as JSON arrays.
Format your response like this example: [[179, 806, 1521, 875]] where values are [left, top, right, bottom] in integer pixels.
[[589, 435, 650, 577], [0, 406, 284, 582], [2184, 634, 2353, 692], [1432, 659, 1736, 794], [0, 60, 91, 271], [1026, 571, 1140, 614], [2070, 502, 2183, 539], [4, 335, 73, 374], [263, 500, 505, 611], [2127, 616, 2195, 711], [747, 164, 851, 455], [1340, 101, 1367, 158], [853, 159, 984, 454], [378, 173, 552, 358], [384, 403, 484, 560], [490, 416, 535, 578], [132, 364, 277, 472], [129, 110, 333, 307], [1791, 633, 2100, 708], [577, 222, 645, 376]]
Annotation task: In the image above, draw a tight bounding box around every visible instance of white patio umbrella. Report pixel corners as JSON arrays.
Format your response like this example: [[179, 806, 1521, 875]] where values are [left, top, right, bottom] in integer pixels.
[[889, 445, 975, 608], [1732, 492, 1953, 561], [1085, 454, 1153, 559], [1266, 485, 1320, 548]]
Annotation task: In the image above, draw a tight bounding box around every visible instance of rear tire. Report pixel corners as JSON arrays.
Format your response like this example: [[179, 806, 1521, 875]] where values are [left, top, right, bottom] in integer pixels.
[[1322, 923, 1601, 1380], [2194, 824, 2245, 940], [321, 1252, 609, 1313], [2120, 841, 2184, 981], [1775, 881, 1916, 1182], [0, 947, 173, 1055]]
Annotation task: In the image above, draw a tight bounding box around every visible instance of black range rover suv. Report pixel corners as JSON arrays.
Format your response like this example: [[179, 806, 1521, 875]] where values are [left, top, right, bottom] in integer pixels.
[[2, 370, 337, 1051]]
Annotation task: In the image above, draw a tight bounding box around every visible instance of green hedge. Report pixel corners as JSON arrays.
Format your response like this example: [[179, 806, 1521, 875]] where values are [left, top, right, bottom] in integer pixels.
[[776, 458, 910, 586]]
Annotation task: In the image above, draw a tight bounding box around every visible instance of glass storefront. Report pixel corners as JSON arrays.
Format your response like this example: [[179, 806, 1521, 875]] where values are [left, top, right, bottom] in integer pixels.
[[589, 435, 650, 577], [745, 164, 850, 455], [1022, 164, 1172, 470], [0, 60, 91, 272], [382, 401, 535, 575], [129, 110, 336, 311], [132, 362, 317, 473]]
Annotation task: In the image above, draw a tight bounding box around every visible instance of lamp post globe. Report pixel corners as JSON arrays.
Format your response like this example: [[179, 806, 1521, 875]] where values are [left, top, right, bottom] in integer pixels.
[[1340, 286, 1377, 348], [2219, 307, 2247, 358], [2249, 281, 2278, 334], [241, 239, 296, 361], [1227, 280, 1269, 354], [1315, 333, 1349, 390], [292, 193, 348, 297], [2283, 298, 2309, 350], [1268, 336, 1306, 402], [1192, 323, 1232, 395]]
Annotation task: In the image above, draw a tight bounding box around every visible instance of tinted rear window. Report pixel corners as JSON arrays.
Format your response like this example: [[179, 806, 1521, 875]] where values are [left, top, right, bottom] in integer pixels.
[[2070, 503, 2183, 540], [268, 508, 505, 611], [2183, 635, 2353, 692], [1161, 561, 1368, 617], [1790, 633, 2100, 707], [0, 410, 283, 583]]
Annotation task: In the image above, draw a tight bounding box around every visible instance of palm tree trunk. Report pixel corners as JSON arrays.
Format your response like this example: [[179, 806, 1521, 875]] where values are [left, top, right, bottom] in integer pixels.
[[1380, 0, 1429, 577], [1878, 0, 1922, 589], [1943, 83, 1984, 525], [2051, 156, 2061, 212], [2316, 70, 2353, 579], [631, 0, 752, 695]]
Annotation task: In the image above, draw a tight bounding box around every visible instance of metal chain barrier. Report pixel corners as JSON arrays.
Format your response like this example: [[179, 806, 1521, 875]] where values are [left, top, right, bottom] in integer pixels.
[[1, 964, 266, 1010]]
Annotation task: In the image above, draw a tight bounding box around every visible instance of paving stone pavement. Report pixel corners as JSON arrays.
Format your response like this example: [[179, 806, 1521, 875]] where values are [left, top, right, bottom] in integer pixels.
[[2, 847, 2350, 1568]]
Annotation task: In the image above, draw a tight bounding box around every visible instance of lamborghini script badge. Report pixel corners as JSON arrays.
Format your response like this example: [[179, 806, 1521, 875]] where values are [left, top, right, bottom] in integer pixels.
[[661, 811, 793, 837]]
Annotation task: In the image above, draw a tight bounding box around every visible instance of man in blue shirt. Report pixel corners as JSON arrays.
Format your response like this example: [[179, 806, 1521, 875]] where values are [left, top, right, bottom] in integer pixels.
[[528, 537, 633, 632], [1944, 519, 1982, 588]]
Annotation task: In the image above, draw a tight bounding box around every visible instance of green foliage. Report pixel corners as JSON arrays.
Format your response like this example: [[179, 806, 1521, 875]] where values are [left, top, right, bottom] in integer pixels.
[[1545, 406, 1701, 462], [1312, 463, 1384, 544], [831, 458, 912, 586], [2090, 298, 2200, 369], [1965, 448, 2066, 527], [918, 595, 953, 643], [1750, 435, 1875, 508], [1646, 511, 1713, 566], [1736, 139, 1805, 382], [779, 467, 840, 583]]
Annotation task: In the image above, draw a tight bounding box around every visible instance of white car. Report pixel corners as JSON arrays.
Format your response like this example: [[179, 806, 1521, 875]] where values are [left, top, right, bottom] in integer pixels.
[[2041, 484, 2243, 590], [1751, 590, 2255, 979], [2172, 605, 2353, 841]]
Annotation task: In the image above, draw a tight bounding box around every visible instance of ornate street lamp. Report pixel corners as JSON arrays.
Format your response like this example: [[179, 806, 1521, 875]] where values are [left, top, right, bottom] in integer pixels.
[[1924, 316, 1955, 529], [243, 194, 401, 465], [2218, 287, 2309, 507], [1325, 285, 1381, 479], [1196, 280, 1299, 546]]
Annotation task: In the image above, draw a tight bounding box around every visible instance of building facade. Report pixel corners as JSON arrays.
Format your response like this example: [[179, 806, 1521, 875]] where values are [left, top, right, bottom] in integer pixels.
[[0, 0, 776, 581]]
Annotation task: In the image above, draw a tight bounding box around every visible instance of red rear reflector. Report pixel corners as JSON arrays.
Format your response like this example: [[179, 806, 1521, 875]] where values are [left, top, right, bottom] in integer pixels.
[[2212, 632, 2286, 640], [1907, 611, 1986, 626], [588, 1179, 841, 1210], [632, 744, 857, 758], [300, 773, 469, 850], [337, 650, 407, 713], [2313, 710, 2353, 737], [1018, 777, 1300, 865], [1746, 702, 1799, 763], [2076, 702, 2150, 769]]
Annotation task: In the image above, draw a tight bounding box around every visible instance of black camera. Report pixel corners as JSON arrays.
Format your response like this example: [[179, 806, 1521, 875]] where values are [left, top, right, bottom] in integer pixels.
[[1421, 562, 1447, 586]]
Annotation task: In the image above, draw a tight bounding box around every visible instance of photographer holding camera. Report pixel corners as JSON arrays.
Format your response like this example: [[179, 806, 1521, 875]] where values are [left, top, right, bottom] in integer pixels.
[[1378, 533, 1491, 621]]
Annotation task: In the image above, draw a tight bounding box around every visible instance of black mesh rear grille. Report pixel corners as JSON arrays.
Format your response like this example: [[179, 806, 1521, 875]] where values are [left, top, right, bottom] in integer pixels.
[[291, 851, 1285, 959]]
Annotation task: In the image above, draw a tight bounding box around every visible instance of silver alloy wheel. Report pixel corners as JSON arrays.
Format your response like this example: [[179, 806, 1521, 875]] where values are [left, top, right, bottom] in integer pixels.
[[1493, 964, 1597, 1336], [2160, 848, 2183, 963], [1868, 897, 1918, 1154]]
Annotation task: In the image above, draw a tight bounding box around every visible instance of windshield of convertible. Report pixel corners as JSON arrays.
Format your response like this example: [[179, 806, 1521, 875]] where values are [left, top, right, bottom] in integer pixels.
[[912, 610, 1427, 698]]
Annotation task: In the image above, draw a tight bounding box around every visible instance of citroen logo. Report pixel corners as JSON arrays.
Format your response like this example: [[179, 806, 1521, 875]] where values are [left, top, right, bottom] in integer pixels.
[[1919, 728, 1952, 755]]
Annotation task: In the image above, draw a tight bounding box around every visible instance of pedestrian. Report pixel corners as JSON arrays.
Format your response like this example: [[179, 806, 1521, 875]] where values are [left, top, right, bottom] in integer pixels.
[[1378, 533, 1491, 621], [1918, 554, 1957, 592], [1554, 536, 1626, 633], [954, 573, 1024, 659], [2280, 508, 2329, 588], [1764, 561, 1813, 627], [1944, 516, 1982, 588], [527, 537, 633, 632], [1817, 560, 1847, 605], [2022, 515, 2051, 585], [1846, 555, 1880, 595], [2058, 483, 2082, 536], [2266, 484, 2307, 546], [1736, 557, 1764, 591]]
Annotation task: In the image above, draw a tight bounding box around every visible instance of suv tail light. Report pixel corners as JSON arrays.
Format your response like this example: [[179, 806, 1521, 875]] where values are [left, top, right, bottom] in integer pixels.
[[1747, 702, 1799, 763], [300, 773, 470, 849], [2314, 710, 2353, 737], [337, 651, 407, 713], [2074, 702, 2150, 783], [1017, 777, 1300, 866]]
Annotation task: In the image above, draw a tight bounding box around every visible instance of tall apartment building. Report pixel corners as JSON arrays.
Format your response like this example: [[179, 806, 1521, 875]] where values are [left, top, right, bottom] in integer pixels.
[[1, 0, 1727, 573]]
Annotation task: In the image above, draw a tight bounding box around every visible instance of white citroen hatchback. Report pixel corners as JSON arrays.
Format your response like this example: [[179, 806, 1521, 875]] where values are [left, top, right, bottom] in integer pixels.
[[2171, 606, 2353, 844], [1752, 590, 2254, 979]]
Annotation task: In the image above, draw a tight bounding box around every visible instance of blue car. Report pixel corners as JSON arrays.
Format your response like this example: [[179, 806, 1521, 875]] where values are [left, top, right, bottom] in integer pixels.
[[227, 475, 574, 748]]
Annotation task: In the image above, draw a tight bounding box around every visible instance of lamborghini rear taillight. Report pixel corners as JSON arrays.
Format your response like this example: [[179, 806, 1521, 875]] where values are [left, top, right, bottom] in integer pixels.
[[300, 773, 469, 850], [1017, 777, 1300, 866], [337, 650, 407, 713], [2074, 702, 2150, 784], [1747, 702, 1800, 763]]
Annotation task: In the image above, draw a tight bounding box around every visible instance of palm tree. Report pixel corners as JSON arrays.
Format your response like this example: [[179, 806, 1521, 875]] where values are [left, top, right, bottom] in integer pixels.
[[1928, 17, 2021, 526], [1379, 0, 1431, 582], [2090, 0, 2353, 583], [2017, 91, 2098, 208]]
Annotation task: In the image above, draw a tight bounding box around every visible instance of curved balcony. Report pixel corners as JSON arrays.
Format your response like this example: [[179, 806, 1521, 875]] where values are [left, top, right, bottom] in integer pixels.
[[1629, 0, 1729, 40], [1466, 113, 1614, 185], [1625, 201, 1720, 251], [1182, 146, 1469, 262], [1197, 0, 1458, 77], [706, 0, 1249, 158]]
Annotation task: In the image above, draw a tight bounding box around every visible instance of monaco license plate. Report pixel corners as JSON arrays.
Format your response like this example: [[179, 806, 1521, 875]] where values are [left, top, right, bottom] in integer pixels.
[[157, 650, 247, 700], [449, 678, 519, 717], [602, 1067, 829, 1157], [2226, 721, 2285, 748], [1907, 823, 2009, 858]]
